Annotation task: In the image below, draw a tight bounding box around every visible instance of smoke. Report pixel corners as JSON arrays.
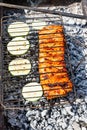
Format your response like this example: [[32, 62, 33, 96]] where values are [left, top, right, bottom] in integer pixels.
[[27, 0, 48, 6]]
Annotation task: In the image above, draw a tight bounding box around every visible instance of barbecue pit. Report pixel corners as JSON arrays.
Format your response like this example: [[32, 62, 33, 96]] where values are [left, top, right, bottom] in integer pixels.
[[2, 0, 87, 129]]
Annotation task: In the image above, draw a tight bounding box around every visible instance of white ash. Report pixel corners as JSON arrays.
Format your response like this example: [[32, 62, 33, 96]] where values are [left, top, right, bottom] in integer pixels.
[[25, 3, 87, 130], [82, 127, 87, 130], [72, 122, 81, 130], [3, 2, 87, 130]]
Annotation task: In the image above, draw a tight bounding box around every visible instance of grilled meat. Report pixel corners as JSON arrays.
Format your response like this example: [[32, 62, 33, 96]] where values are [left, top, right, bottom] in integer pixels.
[[39, 25, 73, 100]]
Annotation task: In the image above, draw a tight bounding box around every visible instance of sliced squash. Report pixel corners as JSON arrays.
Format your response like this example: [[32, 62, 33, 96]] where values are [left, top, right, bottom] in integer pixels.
[[32, 20, 47, 30], [8, 22, 29, 37], [8, 58, 31, 76], [7, 37, 30, 55], [22, 82, 43, 102]]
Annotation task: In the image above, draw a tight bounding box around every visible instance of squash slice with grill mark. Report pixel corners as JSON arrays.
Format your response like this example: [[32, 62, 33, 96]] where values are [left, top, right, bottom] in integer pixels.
[[8, 22, 30, 37], [32, 20, 47, 30], [8, 58, 31, 76], [22, 82, 43, 102], [7, 37, 30, 55]]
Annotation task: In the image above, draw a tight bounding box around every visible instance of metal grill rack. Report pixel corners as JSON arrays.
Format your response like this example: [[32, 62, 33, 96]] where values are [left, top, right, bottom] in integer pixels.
[[0, 8, 87, 110]]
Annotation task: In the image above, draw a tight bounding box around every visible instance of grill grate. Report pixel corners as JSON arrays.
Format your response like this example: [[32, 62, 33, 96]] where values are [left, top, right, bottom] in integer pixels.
[[0, 10, 83, 110]]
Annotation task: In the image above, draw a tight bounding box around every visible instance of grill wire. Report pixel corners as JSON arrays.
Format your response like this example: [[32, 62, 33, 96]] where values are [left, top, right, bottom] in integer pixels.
[[0, 11, 80, 110]]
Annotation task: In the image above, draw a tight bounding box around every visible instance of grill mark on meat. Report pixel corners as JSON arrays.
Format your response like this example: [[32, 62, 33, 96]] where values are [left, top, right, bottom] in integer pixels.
[[39, 25, 73, 100], [48, 82, 68, 88]]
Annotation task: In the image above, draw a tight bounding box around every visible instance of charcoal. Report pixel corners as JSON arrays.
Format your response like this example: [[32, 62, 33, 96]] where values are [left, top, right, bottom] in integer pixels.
[[82, 127, 87, 130], [61, 108, 67, 115], [67, 125, 73, 130], [46, 125, 53, 130], [65, 106, 74, 116], [74, 115, 79, 122], [30, 120, 37, 130], [72, 122, 81, 130], [84, 96, 87, 103], [41, 110, 48, 118]]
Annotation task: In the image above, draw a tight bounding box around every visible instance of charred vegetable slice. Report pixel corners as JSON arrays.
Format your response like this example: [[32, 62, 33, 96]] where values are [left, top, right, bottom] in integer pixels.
[[7, 37, 30, 55], [8, 22, 29, 37], [8, 58, 31, 76], [22, 82, 43, 102]]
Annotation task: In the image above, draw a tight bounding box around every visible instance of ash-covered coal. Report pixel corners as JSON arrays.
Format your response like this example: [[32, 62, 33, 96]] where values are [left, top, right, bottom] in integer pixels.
[[2, 2, 87, 130], [4, 110, 31, 130]]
